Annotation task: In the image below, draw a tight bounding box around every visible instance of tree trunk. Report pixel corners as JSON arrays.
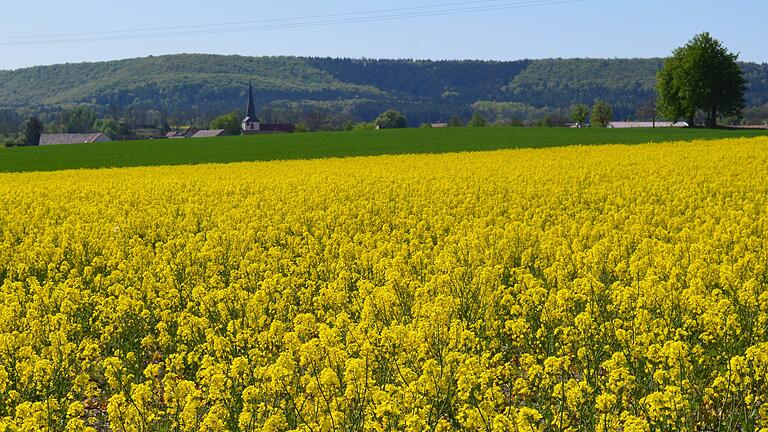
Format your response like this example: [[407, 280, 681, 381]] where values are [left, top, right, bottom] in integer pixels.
[[707, 109, 717, 128]]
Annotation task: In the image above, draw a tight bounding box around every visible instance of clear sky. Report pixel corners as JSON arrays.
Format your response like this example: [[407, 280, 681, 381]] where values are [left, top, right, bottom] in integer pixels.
[[0, 0, 766, 70]]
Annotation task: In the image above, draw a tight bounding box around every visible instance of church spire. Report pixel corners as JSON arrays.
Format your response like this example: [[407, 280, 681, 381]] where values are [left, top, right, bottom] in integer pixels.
[[244, 81, 259, 123]]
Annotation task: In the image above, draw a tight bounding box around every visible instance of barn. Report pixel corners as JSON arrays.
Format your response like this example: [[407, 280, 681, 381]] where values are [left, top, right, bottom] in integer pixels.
[[191, 129, 229, 138], [39, 133, 112, 146]]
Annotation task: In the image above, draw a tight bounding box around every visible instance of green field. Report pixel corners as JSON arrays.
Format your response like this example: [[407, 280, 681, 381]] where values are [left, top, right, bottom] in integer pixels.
[[1, 127, 767, 173]]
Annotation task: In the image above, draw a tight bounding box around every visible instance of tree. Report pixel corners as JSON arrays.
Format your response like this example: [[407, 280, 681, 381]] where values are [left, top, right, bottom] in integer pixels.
[[591, 100, 613, 128], [469, 112, 487, 127], [304, 109, 330, 132], [60, 106, 97, 133], [210, 113, 242, 136], [636, 99, 658, 127], [569, 104, 590, 126], [93, 118, 122, 139], [448, 115, 464, 127], [0, 109, 21, 135], [374, 110, 407, 129], [533, 115, 557, 127], [657, 32, 746, 128], [23, 117, 43, 146]]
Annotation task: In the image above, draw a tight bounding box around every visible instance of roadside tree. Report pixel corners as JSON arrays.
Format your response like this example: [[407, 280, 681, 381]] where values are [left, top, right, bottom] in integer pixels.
[[657, 32, 746, 128], [569, 104, 590, 126], [591, 100, 613, 128]]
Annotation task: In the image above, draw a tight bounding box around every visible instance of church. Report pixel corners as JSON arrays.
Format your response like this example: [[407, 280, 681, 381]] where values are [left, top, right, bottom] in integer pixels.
[[241, 83, 296, 134]]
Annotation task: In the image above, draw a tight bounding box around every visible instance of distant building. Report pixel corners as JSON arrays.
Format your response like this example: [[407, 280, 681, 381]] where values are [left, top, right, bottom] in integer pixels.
[[241, 83, 296, 134], [258, 124, 297, 133], [607, 121, 689, 128], [430, 123, 449, 128], [241, 82, 261, 133], [40, 133, 112, 146], [166, 128, 200, 139], [191, 129, 229, 138]]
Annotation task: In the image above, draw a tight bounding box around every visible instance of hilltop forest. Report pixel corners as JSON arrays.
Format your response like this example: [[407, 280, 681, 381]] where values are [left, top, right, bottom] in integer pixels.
[[0, 54, 767, 132]]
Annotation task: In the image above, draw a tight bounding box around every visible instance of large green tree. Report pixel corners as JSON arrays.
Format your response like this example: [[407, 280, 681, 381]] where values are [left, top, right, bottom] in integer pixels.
[[569, 104, 590, 126], [374, 110, 407, 129], [657, 32, 746, 128], [210, 113, 242, 136], [590, 100, 613, 128]]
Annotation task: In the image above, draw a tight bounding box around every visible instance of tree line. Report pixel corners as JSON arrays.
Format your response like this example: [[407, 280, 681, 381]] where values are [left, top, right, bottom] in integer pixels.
[[0, 33, 762, 146]]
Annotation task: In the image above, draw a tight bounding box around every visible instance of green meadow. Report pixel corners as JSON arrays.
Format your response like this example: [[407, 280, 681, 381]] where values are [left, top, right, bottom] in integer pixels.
[[1, 127, 766, 173]]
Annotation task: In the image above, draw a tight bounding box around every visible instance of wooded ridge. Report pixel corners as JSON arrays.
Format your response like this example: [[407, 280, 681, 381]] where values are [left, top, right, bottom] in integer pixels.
[[1, 54, 766, 125]]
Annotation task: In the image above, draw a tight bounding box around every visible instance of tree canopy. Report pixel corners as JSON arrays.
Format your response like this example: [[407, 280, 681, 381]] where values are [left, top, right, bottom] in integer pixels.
[[569, 104, 590, 126], [93, 118, 123, 139], [374, 110, 407, 129], [210, 113, 242, 136], [59, 106, 98, 133], [657, 32, 746, 128], [590, 100, 613, 128]]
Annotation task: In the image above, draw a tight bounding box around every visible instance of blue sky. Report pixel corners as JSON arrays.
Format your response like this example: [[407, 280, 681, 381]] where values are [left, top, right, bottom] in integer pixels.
[[0, 0, 766, 70]]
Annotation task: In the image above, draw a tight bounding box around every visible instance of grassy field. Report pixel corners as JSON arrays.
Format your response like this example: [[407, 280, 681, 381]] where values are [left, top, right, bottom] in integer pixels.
[[1, 126, 767, 172]]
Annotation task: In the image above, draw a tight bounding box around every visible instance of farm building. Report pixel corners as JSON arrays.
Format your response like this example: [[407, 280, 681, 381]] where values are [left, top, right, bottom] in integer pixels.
[[166, 128, 200, 138], [191, 129, 229, 138], [40, 133, 112, 146], [608, 121, 689, 128]]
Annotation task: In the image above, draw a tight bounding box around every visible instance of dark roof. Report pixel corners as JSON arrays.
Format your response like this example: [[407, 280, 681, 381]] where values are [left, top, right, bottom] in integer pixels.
[[167, 128, 200, 138], [39, 133, 111, 145], [243, 82, 260, 123], [191, 129, 228, 138]]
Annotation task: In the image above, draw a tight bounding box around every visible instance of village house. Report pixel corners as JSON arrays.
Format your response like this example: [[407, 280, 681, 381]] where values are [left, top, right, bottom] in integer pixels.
[[39, 133, 112, 146]]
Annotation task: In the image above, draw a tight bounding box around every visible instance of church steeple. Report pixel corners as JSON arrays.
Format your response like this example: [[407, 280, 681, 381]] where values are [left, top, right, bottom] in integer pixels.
[[242, 81, 260, 133], [244, 82, 259, 123]]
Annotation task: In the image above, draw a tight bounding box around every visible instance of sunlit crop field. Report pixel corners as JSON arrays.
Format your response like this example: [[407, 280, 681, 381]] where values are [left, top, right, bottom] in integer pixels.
[[1, 138, 767, 431]]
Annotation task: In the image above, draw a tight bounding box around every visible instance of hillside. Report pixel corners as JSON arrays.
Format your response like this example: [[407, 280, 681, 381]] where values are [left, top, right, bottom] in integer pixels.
[[1, 54, 767, 125]]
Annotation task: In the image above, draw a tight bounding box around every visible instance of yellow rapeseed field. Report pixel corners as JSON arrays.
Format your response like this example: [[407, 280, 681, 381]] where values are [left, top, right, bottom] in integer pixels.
[[1, 138, 767, 431]]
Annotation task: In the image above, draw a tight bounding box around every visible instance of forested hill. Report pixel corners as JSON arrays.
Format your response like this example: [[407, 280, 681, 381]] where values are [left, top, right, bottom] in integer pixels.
[[1, 54, 767, 125]]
